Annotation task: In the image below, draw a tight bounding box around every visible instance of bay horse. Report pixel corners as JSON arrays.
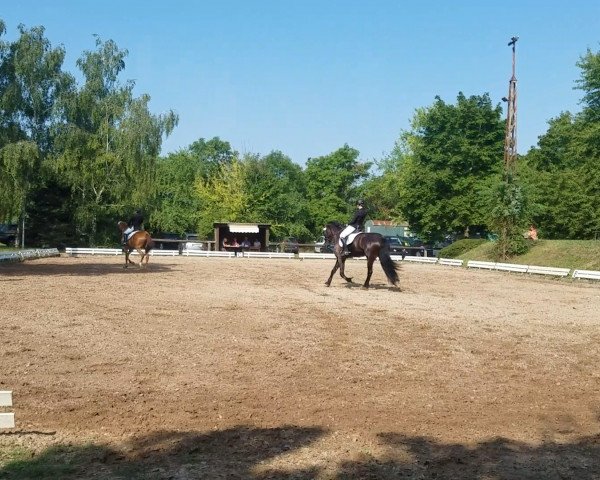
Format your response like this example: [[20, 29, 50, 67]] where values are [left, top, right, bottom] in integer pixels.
[[324, 222, 400, 289], [117, 221, 155, 268]]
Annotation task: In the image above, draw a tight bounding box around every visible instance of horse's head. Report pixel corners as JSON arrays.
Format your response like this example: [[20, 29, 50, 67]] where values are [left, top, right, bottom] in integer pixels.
[[117, 221, 128, 232], [324, 222, 343, 242]]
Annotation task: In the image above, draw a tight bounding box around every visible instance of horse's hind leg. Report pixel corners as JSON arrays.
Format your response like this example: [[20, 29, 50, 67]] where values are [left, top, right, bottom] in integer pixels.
[[135, 249, 145, 267], [363, 255, 375, 289], [142, 247, 151, 267]]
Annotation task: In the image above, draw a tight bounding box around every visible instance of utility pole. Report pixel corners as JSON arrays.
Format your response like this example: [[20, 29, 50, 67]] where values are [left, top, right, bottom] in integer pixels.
[[503, 36, 519, 176]]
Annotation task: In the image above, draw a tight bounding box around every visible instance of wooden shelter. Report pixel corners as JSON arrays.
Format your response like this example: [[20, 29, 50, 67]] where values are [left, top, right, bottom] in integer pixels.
[[213, 222, 270, 251]]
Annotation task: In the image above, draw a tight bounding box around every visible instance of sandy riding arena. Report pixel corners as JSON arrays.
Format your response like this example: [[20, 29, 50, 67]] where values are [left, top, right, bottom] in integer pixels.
[[1, 256, 600, 479]]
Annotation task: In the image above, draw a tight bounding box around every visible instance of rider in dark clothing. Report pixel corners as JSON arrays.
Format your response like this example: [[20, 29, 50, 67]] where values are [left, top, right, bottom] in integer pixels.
[[129, 210, 144, 231], [341, 199, 367, 255], [122, 209, 144, 245]]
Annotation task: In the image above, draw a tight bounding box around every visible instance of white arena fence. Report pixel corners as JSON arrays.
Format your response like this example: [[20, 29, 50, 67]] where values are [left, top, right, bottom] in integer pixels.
[[0, 391, 15, 429], [573, 269, 600, 281], [51, 247, 600, 282]]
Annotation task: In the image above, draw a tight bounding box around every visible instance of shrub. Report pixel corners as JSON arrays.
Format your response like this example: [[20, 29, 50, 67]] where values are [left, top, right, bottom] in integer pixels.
[[439, 239, 487, 258], [492, 234, 531, 259]]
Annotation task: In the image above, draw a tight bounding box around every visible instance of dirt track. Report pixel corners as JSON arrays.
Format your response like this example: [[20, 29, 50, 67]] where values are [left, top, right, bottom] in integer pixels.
[[1, 255, 600, 479]]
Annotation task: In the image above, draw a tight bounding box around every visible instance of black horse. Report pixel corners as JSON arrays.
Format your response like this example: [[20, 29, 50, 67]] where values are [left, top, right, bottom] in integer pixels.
[[324, 222, 400, 289]]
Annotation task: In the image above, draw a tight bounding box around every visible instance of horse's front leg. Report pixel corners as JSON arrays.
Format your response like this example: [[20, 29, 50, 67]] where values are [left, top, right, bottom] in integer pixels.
[[124, 249, 130, 268], [325, 258, 340, 286], [337, 256, 353, 283]]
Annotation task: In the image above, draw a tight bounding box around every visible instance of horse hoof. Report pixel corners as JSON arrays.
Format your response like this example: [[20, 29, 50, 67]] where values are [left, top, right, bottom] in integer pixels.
[[361, 285, 369, 290]]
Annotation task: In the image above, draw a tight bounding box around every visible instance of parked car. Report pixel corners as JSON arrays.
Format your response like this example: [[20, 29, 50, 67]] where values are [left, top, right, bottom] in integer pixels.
[[0, 224, 17, 246], [383, 236, 408, 256], [184, 233, 203, 251], [314, 235, 325, 253], [395, 235, 433, 256], [280, 237, 299, 254]]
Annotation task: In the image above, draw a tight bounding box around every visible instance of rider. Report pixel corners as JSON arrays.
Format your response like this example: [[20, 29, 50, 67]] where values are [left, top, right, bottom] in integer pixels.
[[340, 199, 368, 256], [122, 209, 144, 245]]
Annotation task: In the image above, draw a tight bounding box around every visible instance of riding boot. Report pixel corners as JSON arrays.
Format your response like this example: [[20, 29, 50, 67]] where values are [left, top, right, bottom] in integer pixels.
[[341, 238, 350, 256]]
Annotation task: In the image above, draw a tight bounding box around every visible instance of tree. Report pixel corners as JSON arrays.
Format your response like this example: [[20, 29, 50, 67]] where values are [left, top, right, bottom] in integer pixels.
[[152, 150, 203, 235], [0, 22, 72, 245], [522, 48, 600, 239], [152, 137, 236, 236], [189, 136, 235, 180], [52, 37, 177, 245], [361, 139, 408, 223], [243, 150, 310, 239], [304, 144, 371, 234], [195, 156, 248, 237], [394, 93, 505, 241]]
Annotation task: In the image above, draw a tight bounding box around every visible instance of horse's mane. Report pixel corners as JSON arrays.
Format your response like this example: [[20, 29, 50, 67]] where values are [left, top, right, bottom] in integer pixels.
[[326, 221, 344, 230]]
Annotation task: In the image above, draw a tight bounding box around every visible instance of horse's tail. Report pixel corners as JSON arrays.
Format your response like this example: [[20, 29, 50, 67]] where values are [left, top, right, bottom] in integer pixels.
[[379, 245, 400, 286]]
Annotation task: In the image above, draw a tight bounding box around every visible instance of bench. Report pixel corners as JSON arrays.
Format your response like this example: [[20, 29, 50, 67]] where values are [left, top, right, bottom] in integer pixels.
[[0, 391, 14, 429], [572, 269, 600, 281]]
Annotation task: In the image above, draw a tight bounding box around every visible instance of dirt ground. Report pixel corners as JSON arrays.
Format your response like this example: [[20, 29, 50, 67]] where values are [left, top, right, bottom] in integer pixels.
[[1, 255, 600, 479]]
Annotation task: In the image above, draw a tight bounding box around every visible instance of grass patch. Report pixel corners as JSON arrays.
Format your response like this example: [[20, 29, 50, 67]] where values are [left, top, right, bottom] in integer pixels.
[[438, 239, 487, 258], [455, 239, 600, 270]]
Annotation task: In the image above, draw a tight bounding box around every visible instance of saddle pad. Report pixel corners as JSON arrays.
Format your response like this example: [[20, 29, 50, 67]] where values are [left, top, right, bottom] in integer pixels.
[[338, 232, 361, 247]]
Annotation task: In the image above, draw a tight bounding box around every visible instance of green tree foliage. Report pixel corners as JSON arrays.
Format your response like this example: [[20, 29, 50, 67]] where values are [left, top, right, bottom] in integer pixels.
[[489, 173, 531, 258], [576, 48, 600, 120], [152, 137, 235, 235], [0, 22, 71, 234], [195, 156, 248, 237], [193, 150, 311, 240], [189, 136, 235, 180], [152, 150, 202, 235], [243, 150, 310, 239], [52, 37, 177, 244], [523, 48, 600, 239], [304, 144, 371, 233], [392, 93, 505, 241], [361, 140, 407, 223]]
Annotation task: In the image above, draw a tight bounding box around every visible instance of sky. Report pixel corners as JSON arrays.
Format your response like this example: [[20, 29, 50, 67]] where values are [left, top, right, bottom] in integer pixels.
[[2, 0, 599, 165]]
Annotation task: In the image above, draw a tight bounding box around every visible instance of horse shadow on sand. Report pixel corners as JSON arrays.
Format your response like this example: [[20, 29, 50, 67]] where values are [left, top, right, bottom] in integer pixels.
[[2, 425, 600, 479], [0, 260, 176, 278]]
